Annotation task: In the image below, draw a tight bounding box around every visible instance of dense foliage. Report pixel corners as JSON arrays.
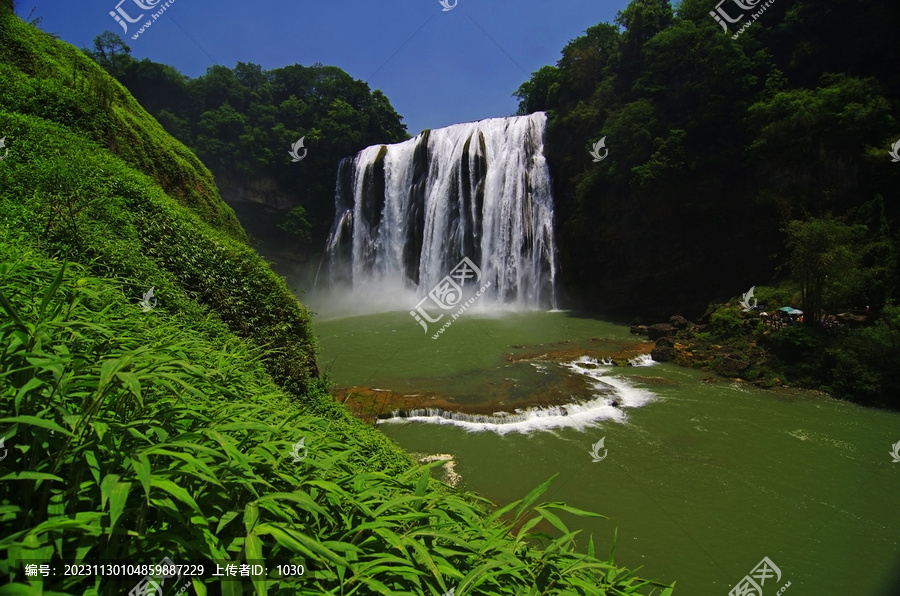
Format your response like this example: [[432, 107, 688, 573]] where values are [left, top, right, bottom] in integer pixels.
[[0, 5, 674, 594], [660, 292, 900, 407], [514, 0, 900, 404], [636, 207, 900, 405], [85, 34, 409, 250], [515, 0, 900, 320]]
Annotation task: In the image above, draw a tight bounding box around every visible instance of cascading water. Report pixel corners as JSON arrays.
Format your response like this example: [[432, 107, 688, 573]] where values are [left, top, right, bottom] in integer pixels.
[[324, 112, 557, 309]]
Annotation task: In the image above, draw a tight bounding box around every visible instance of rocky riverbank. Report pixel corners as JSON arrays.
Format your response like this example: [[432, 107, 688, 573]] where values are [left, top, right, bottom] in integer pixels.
[[632, 312, 784, 388]]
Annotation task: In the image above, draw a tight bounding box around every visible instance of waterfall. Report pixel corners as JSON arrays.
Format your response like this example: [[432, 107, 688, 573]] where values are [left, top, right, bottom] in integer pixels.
[[324, 112, 557, 309]]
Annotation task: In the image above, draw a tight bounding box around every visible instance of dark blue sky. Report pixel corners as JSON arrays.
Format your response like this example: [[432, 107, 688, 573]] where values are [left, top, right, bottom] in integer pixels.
[[18, 0, 630, 136]]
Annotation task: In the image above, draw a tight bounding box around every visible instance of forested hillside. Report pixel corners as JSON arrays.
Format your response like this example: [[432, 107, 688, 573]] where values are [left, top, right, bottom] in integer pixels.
[[86, 33, 409, 270], [516, 0, 900, 318], [513, 0, 900, 404]]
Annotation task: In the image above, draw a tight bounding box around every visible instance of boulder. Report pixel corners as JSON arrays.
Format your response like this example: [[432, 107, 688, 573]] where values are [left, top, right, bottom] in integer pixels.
[[629, 325, 649, 336], [669, 315, 690, 329], [655, 336, 675, 348], [837, 312, 867, 327], [651, 346, 677, 362], [716, 356, 750, 377], [647, 323, 676, 340]]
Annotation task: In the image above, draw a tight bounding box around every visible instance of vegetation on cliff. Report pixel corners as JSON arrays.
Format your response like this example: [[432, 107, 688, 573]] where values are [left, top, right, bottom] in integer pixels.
[[85, 31, 410, 253], [515, 0, 900, 319], [512, 0, 899, 405]]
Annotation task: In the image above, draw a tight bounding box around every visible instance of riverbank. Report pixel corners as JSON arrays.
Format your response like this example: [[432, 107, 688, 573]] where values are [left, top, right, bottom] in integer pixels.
[[635, 293, 900, 409]]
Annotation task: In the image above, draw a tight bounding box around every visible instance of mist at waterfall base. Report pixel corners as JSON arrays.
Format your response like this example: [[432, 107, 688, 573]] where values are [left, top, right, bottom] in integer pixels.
[[309, 112, 557, 320]]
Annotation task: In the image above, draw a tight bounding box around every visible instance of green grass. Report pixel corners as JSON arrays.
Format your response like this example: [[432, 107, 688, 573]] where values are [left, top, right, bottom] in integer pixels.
[[0, 10, 244, 241]]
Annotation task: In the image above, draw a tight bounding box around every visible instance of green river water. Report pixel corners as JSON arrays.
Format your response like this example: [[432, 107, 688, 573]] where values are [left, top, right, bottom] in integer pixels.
[[313, 309, 900, 595]]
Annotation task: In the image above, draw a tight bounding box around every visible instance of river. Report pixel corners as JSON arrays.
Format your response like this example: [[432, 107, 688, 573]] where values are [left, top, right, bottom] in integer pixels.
[[312, 308, 900, 594]]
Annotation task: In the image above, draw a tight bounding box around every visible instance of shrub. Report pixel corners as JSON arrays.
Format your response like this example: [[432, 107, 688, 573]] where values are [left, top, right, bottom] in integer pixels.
[[709, 308, 745, 340]]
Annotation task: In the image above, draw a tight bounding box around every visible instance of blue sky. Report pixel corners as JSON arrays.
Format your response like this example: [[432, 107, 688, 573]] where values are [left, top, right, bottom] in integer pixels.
[[18, 0, 630, 136]]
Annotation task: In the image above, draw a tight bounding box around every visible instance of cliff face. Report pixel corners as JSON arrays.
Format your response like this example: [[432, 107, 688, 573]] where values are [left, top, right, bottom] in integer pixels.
[[555, 198, 782, 319], [216, 173, 296, 211], [213, 173, 312, 277], [547, 136, 784, 320]]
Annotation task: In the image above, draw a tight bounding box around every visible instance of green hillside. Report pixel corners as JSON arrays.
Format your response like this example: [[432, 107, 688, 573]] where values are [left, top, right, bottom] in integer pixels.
[[0, 5, 672, 595]]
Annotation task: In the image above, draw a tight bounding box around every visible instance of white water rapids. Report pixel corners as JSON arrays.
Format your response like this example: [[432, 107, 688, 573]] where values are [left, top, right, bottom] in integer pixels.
[[380, 356, 658, 435]]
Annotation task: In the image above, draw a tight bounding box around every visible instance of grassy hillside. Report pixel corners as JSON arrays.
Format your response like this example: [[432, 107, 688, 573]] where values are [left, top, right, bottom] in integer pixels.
[[0, 6, 674, 595], [0, 7, 244, 242], [0, 4, 324, 402]]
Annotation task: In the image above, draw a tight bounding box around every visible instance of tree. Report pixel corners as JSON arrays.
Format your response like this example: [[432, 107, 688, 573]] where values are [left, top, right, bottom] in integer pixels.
[[615, 0, 674, 90], [86, 31, 133, 78], [784, 216, 866, 322], [515, 66, 560, 115], [278, 206, 313, 242]]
